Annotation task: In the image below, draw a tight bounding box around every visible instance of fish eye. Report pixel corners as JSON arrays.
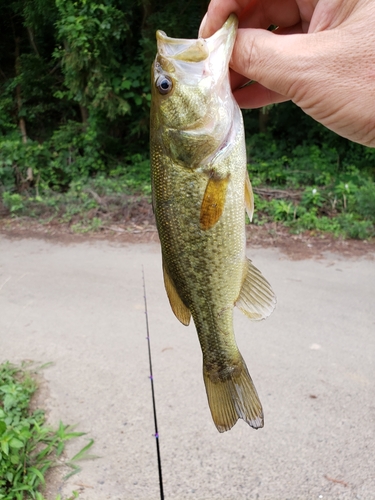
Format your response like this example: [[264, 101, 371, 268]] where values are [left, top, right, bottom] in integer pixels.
[[156, 75, 173, 95]]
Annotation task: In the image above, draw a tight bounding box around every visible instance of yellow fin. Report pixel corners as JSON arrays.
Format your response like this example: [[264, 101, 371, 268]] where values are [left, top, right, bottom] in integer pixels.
[[200, 175, 229, 230], [203, 354, 263, 432], [235, 258, 276, 320], [163, 263, 191, 326], [245, 170, 254, 222]]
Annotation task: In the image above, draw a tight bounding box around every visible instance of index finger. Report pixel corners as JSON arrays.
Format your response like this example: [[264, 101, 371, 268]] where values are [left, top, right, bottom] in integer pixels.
[[199, 0, 256, 37], [200, 0, 305, 38]]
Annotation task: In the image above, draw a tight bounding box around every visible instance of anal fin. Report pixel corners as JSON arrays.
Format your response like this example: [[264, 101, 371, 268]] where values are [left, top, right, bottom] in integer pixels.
[[163, 262, 191, 326], [235, 258, 276, 320], [203, 354, 263, 433]]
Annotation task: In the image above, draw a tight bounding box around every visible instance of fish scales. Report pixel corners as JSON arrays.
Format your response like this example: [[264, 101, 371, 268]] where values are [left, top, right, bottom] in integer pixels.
[[152, 113, 245, 355], [150, 15, 276, 432]]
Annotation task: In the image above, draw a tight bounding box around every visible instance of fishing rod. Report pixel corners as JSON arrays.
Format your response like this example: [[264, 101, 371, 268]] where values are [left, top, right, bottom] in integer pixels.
[[142, 267, 165, 500]]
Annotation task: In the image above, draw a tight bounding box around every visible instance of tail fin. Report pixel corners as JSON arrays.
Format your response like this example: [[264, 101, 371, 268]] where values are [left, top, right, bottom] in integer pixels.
[[203, 355, 263, 433]]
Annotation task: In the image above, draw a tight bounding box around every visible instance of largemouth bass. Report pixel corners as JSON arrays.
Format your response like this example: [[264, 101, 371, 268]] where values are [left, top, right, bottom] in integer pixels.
[[150, 15, 276, 432]]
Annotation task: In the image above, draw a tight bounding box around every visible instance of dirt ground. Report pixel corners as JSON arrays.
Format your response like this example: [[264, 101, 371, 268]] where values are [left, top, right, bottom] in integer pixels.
[[1, 196, 374, 261]]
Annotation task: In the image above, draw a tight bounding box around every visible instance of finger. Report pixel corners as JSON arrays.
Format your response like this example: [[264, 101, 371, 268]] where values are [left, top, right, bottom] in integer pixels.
[[233, 82, 289, 108], [199, 0, 258, 38], [229, 69, 249, 92], [200, 0, 305, 38], [237, 0, 314, 32], [228, 27, 304, 92], [237, 1, 302, 30], [230, 28, 311, 102], [272, 23, 304, 35]]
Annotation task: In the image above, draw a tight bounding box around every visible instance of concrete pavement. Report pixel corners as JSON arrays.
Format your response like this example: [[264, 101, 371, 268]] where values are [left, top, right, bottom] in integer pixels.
[[0, 236, 374, 499]]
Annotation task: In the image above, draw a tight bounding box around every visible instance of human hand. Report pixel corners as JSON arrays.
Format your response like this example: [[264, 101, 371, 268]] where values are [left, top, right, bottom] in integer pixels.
[[199, 0, 375, 147]]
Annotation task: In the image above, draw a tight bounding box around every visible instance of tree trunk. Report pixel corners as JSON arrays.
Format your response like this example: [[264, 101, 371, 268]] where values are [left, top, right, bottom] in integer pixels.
[[27, 26, 40, 57], [16, 90, 28, 144], [15, 36, 28, 143], [80, 104, 89, 125]]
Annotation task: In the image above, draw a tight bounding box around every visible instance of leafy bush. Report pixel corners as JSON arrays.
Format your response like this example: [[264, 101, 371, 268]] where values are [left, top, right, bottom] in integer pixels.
[[337, 214, 375, 240], [355, 181, 375, 222], [267, 199, 296, 222], [247, 139, 375, 239], [2, 193, 24, 214], [0, 138, 49, 192], [0, 123, 106, 194], [0, 361, 94, 500], [300, 187, 325, 209], [46, 121, 105, 190]]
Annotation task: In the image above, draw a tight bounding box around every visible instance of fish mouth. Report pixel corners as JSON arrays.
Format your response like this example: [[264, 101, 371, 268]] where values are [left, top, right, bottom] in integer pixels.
[[153, 15, 239, 163], [156, 14, 238, 71]]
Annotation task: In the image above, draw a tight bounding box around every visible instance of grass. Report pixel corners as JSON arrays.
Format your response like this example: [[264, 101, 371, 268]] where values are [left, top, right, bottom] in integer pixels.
[[0, 361, 95, 500], [2, 174, 375, 241], [250, 186, 375, 240], [0, 175, 153, 234], [2, 175, 149, 212]]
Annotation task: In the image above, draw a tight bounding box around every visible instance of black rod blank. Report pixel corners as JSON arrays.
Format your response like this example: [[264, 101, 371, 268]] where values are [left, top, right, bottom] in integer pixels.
[[142, 268, 165, 500]]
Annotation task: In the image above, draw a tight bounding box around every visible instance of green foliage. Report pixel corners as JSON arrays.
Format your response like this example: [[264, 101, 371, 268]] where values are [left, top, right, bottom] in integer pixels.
[[54, 0, 131, 118], [2, 193, 24, 214], [355, 181, 375, 222], [0, 137, 48, 191], [0, 123, 105, 194], [300, 187, 325, 209], [337, 214, 375, 240], [47, 121, 105, 189], [0, 361, 94, 500], [0, 0, 208, 153], [247, 134, 360, 188], [248, 139, 375, 239], [111, 154, 151, 194], [267, 199, 295, 222], [0, 95, 16, 135]]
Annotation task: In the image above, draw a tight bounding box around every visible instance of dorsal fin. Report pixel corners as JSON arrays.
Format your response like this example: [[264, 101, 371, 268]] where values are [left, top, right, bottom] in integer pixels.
[[235, 258, 276, 320]]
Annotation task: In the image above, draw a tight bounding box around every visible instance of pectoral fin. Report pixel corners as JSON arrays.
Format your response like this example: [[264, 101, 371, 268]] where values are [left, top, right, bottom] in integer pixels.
[[200, 175, 229, 230], [235, 258, 276, 320], [163, 262, 191, 326], [245, 171, 254, 222]]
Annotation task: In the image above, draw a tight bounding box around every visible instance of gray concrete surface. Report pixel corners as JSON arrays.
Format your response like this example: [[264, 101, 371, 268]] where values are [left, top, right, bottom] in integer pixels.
[[0, 236, 374, 500]]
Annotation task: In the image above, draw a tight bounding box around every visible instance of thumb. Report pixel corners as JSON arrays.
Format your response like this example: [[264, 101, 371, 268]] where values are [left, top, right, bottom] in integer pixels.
[[231, 28, 315, 103], [230, 20, 375, 147]]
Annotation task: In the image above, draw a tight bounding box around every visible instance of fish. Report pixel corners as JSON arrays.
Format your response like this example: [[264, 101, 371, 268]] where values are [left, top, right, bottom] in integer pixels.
[[150, 15, 276, 432]]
